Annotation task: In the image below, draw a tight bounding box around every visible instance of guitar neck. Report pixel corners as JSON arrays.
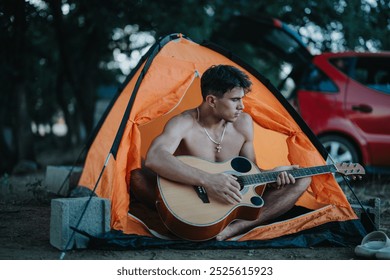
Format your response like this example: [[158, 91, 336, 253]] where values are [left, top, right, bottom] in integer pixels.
[[238, 165, 336, 186]]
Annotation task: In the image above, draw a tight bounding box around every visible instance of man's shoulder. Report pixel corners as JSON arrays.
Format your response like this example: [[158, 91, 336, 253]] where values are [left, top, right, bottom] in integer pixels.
[[233, 112, 253, 136], [236, 112, 253, 125], [172, 109, 196, 121], [166, 109, 196, 128]]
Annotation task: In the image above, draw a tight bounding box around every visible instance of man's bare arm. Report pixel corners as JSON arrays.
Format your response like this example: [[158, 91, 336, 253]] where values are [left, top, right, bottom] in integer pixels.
[[145, 115, 205, 186], [236, 113, 297, 187], [145, 114, 242, 204], [237, 113, 257, 163]]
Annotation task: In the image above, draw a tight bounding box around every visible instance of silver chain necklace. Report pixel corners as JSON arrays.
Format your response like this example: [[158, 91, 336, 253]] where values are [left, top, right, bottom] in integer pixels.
[[197, 107, 227, 153]]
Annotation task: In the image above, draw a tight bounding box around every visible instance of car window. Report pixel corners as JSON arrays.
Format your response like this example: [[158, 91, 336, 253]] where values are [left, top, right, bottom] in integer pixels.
[[279, 77, 296, 99], [278, 65, 305, 100], [300, 66, 338, 92], [351, 57, 390, 94], [329, 57, 352, 75]]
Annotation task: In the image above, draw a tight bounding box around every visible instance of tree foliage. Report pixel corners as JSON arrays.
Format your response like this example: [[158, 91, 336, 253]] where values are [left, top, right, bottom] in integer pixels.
[[0, 0, 389, 173]]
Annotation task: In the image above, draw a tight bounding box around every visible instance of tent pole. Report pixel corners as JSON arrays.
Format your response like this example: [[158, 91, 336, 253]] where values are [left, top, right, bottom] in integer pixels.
[[56, 144, 88, 197], [59, 153, 112, 260], [327, 154, 377, 232]]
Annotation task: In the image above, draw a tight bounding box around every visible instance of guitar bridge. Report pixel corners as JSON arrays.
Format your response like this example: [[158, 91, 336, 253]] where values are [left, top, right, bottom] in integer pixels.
[[193, 186, 210, 203]]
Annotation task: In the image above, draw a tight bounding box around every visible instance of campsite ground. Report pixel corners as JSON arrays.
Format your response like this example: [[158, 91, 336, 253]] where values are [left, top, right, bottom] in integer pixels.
[[1, 147, 389, 260]]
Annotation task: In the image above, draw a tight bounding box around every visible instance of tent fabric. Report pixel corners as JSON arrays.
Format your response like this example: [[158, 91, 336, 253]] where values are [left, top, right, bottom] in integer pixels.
[[81, 219, 366, 250], [77, 34, 365, 245]]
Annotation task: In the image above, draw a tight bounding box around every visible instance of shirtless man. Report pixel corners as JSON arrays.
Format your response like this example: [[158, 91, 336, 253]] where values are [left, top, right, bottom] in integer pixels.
[[136, 64, 311, 241]]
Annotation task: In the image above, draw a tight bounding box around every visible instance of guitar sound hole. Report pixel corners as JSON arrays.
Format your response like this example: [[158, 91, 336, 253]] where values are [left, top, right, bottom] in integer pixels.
[[231, 157, 252, 173], [251, 196, 264, 206]]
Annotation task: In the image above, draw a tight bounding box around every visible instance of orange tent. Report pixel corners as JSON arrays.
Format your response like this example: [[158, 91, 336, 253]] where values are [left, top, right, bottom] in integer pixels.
[[77, 34, 365, 247]]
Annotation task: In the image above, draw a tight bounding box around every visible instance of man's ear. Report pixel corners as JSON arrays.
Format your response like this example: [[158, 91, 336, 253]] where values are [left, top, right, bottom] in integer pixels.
[[205, 95, 217, 108]]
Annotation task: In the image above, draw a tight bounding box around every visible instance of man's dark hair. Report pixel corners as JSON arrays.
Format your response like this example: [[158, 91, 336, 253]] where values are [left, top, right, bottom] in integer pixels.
[[200, 65, 252, 100]]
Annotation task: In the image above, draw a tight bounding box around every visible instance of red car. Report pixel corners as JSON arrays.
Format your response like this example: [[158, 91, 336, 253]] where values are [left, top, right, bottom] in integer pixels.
[[275, 29, 390, 175], [216, 16, 390, 174], [279, 51, 390, 174]]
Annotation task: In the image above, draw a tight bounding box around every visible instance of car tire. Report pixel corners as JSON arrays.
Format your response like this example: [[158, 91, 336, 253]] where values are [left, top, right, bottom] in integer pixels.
[[319, 135, 359, 163], [319, 135, 360, 183]]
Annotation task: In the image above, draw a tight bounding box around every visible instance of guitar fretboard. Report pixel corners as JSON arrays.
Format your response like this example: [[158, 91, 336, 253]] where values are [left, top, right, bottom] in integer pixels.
[[237, 165, 337, 186]]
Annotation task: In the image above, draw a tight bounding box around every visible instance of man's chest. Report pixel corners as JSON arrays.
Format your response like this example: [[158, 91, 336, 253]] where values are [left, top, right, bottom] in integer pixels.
[[176, 130, 246, 161]]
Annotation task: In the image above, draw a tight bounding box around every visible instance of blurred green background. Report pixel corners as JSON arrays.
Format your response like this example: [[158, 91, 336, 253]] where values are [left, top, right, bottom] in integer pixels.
[[1, 0, 389, 173]]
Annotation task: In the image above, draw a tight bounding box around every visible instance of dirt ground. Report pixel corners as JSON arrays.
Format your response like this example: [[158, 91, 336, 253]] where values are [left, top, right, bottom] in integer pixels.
[[1, 168, 389, 260]]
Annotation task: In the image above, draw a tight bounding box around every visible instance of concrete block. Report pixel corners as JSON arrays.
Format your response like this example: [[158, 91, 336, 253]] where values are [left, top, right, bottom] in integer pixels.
[[50, 197, 110, 250], [45, 166, 82, 196], [349, 197, 380, 232]]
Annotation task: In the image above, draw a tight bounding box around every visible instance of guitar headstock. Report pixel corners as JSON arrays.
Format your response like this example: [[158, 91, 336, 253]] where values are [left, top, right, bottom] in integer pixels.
[[334, 162, 365, 180]]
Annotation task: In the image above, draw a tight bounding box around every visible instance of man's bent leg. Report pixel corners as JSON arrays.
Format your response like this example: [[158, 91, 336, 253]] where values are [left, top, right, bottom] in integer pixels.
[[216, 177, 311, 241], [130, 165, 158, 209]]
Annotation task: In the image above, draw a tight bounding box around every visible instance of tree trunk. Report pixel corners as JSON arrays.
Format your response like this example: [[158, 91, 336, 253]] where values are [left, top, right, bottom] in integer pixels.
[[15, 83, 35, 161], [12, 0, 36, 165], [50, 0, 93, 143]]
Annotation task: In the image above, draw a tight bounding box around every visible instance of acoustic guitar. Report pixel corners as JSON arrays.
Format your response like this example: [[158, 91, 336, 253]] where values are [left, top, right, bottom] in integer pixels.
[[156, 156, 365, 241]]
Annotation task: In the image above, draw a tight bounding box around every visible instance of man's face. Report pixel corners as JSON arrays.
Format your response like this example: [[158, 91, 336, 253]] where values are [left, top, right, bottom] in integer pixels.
[[214, 87, 245, 122]]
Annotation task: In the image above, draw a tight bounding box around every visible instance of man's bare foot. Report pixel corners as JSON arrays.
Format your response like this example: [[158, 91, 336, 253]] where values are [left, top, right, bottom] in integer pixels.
[[216, 220, 257, 241]]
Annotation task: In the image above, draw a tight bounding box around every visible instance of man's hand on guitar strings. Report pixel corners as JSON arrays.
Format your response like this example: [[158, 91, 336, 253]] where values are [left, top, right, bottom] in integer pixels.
[[203, 173, 242, 204], [270, 165, 299, 190]]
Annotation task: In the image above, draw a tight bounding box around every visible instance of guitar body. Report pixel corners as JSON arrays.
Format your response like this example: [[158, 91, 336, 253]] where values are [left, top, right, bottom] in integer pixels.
[[156, 156, 266, 241], [155, 156, 364, 241]]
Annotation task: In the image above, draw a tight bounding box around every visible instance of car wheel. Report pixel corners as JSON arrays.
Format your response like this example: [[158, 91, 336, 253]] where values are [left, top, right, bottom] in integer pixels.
[[319, 135, 360, 184], [319, 135, 359, 164]]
